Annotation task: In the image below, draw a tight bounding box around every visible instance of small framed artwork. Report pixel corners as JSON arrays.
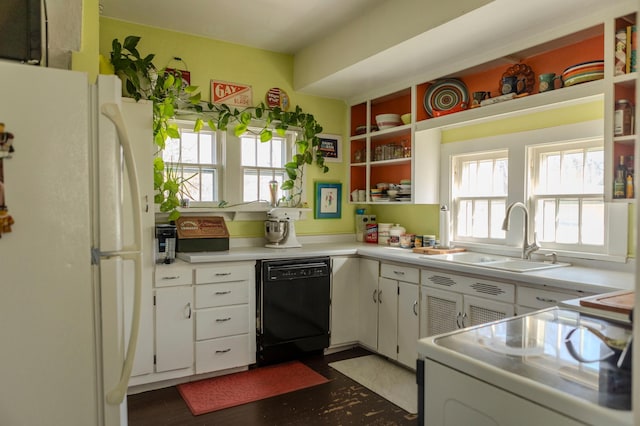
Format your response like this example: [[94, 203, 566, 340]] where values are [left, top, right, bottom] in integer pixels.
[[317, 133, 341, 162], [314, 182, 342, 219]]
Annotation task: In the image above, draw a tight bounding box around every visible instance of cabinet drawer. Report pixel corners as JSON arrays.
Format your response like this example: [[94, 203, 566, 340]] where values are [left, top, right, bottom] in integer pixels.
[[195, 334, 254, 374], [195, 281, 249, 309], [421, 270, 466, 293], [517, 286, 580, 309], [461, 276, 515, 304], [380, 263, 419, 283], [196, 305, 250, 340], [154, 265, 193, 287], [195, 262, 255, 284]]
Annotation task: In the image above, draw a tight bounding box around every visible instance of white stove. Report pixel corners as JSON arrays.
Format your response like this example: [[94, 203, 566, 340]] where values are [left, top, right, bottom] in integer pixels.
[[417, 308, 632, 425]]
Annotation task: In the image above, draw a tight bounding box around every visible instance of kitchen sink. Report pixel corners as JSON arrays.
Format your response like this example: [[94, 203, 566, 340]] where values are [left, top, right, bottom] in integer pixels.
[[420, 252, 570, 272]]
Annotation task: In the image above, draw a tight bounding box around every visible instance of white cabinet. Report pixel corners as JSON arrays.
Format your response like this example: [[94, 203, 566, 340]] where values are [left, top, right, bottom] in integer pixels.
[[396, 281, 420, 368], [363, 262, 420, 369], [330, 256, 360, 347], [516, 285, 594, 315], [155, 285, 194, 373], [358, 258, 380, 349], [193, 261, 256, 375], [421, 269, 515, 337]]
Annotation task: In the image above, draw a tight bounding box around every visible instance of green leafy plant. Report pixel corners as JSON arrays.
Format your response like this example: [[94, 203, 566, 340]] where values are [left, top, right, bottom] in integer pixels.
[[110, 36, 328, 220]]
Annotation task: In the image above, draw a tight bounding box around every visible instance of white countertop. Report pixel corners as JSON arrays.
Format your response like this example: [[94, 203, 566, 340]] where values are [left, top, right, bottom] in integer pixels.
[[175, 241, 634, 295]]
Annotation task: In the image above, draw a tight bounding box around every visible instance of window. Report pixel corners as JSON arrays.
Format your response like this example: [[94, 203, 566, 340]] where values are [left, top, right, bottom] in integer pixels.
[[162, 122, 220, 203], [440, 117, 627, 261], [452, 150, 508, 243], [240, 132, 290, 202], [529, 139, 605, 250]]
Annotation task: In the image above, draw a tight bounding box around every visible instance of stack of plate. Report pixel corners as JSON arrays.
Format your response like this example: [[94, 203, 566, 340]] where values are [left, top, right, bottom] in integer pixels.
[[562, 60, 604, 87]]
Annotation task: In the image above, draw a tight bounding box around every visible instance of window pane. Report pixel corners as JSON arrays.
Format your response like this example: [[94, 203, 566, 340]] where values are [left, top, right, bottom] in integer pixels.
[[181, 167, 200, 200], [257, 140, 271, 167], [585, 149, 604, 193], [200, 133, 214, 164], [490, 200, 506, 238], [472, 200, 488, 238], [181, 132, 198, 163], [535, 199, 557, 243], [271, 138, 284, 168], [556, 199, 579, 244], [581, 200, 604, 245], [163, 137, 181, 162], [457, 200, 472, 237], [243, 169, 258, 202], [494, 159, 508, 195], [241, 137, 256, 166], [199, 169, 216, 202], [561, 151, 583, 192]]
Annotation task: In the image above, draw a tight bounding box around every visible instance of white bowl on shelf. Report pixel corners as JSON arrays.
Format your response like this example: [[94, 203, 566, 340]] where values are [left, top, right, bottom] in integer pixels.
[[375, 113, 401, 130]]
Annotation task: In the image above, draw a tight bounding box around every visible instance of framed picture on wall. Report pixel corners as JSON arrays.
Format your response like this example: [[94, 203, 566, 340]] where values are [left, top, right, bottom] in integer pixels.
[[317, 134, 341, 162], [314, 182, 342, 219]]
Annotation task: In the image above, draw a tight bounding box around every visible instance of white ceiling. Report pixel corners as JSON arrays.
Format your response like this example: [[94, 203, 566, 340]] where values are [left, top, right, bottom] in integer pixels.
[[99, 0, 633, 101], [99, 0, 388, 54]]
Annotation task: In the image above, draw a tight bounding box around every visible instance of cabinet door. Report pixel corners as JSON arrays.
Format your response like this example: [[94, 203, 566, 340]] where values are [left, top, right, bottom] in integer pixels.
[[155, 286, 194, 373], [330, 257, 359, 347], [377, 277, 398, 360], [397, 281, 419, 368], [422, 287, 462, 337], [462, 295, 515, 328], [358, 258, 379, 349]]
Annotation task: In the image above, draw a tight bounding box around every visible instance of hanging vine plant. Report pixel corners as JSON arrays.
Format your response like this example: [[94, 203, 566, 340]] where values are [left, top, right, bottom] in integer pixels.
[[110, 36, 328, 221]]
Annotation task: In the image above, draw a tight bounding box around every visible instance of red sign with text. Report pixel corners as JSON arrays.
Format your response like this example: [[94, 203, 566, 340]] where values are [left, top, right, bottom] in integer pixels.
[[210, 80, 252, 107]]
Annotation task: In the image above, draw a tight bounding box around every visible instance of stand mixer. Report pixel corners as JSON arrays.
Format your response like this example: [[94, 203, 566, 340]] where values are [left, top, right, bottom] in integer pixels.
[[264, 209, 302, 248]]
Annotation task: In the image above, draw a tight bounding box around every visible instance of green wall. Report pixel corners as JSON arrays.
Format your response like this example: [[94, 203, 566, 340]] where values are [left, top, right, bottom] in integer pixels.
[[99, 18, 354, 238]]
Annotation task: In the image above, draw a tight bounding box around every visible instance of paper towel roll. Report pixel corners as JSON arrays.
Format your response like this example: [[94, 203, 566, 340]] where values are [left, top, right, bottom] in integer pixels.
[[439, 205, 451, 248]]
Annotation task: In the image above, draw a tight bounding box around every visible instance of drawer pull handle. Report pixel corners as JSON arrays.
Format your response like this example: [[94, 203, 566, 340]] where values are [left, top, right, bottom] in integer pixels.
[[162, 276, 180, 280], [455, 312, 462, 328], [535, 296, 557, 304], [413, 300, 418, 316], [393, 270, 405, 276], [378, 290, 383, 304], [461, 313, 468, 328], [372, 289, 378, 303], [215, 291, 232, 295], [216, 317, 231, 322], [215, 348, 231, 354], [214, 272, 232, 276], [185, 303, 192, 319]]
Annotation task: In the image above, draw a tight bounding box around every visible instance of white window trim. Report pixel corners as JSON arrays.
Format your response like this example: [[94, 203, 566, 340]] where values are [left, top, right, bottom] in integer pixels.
[[439, 118, 628, 262]]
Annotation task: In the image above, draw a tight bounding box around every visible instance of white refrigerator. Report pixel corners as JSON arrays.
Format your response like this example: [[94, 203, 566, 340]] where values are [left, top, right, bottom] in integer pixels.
[[0, 61, 154, 426]]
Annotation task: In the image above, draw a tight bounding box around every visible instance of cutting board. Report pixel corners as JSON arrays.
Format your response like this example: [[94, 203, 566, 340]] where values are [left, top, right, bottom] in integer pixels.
[[412, 247, 466, 255], [579, 291, 634, 315]]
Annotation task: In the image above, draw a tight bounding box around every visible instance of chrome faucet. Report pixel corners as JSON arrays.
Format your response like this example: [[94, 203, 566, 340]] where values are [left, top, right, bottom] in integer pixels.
[[502, 202, 539, 260]]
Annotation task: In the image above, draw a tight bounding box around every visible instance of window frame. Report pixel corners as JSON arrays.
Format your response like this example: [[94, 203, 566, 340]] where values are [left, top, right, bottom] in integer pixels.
[[438, 118, 627, 262]]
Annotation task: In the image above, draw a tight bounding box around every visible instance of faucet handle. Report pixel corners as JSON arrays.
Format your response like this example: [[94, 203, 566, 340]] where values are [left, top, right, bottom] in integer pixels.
[[545, 252, 558, 264]]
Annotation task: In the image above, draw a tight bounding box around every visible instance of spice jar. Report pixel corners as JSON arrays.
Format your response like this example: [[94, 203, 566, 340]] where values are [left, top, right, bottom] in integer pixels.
[[614, 99, 634, 136]]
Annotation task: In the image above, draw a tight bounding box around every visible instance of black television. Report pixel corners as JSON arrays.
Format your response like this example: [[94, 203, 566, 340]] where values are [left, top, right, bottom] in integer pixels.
[[0, 0, 42, 64]]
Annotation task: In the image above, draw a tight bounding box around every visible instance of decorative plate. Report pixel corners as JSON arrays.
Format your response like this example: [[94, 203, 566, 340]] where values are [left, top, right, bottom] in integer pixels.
[[423, 79, 469, 117], [500, 63, 535, 95]]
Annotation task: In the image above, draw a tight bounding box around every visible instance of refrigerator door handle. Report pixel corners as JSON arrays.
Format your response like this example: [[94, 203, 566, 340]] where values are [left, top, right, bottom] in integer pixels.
[[101, 102, 143, 405]]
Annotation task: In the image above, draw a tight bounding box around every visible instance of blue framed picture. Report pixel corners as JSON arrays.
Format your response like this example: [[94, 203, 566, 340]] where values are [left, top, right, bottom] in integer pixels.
[[314, 182, 342, 219]]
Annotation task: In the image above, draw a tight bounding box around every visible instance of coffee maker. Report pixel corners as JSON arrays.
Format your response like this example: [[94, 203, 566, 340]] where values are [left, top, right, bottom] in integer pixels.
[[155, 224, 177, 263]]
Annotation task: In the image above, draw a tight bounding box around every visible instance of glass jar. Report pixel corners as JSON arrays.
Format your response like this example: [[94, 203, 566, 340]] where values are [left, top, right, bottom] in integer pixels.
[[614, 99, 634, 136]]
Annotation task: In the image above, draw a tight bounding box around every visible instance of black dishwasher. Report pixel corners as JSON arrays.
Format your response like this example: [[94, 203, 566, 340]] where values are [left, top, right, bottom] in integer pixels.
[[256, 257, 331, 365]]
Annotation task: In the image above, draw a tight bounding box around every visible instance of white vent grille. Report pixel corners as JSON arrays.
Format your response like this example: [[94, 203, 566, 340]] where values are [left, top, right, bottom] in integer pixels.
[[427, 296, 458, 335], [468, 305, 506, 326], [470, 281, 506, 296], [427, 275, 456, 287]]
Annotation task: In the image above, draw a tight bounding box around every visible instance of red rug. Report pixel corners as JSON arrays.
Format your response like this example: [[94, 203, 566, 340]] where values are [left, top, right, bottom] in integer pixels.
[[177, 361, 329, 415]]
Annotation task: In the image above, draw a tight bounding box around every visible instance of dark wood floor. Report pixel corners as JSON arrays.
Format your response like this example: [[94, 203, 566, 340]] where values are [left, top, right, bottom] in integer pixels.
[[127, 347, 419, 425]]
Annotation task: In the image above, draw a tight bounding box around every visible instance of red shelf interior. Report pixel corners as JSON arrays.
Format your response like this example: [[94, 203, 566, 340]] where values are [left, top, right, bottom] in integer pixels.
[[350, 103, 367, 136], [415, 34, 604, 120], [371, 89, 411, 126], [370, 164, 411, 188]]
